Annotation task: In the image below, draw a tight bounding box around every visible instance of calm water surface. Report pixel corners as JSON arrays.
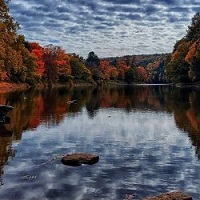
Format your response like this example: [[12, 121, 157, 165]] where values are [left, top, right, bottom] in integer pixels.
[[0, 85, 200, 199]]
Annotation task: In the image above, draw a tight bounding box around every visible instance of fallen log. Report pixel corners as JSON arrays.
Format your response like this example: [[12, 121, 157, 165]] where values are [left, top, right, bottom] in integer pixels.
[[143, 191, 192, 200], [61, 153, 99, 166]]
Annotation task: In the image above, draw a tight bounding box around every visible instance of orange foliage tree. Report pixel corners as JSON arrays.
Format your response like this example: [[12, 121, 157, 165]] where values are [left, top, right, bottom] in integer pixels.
[[185, 42, 197, 64], [99, 60, 112, 80], [54, 47, 71, 82], [136, 66, 147, 82], [110, 67, 118, 80], [42, 45, 71, 85], [115, 60, 130, 80]]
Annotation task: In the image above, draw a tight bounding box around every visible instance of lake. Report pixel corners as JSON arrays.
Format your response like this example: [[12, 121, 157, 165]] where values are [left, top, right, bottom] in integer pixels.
[[0, 85, 200, 200]]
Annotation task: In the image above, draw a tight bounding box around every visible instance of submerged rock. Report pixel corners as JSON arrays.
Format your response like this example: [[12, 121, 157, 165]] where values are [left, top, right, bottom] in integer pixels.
[[143, 191, 192, 200], [61, 153, 99, 166]]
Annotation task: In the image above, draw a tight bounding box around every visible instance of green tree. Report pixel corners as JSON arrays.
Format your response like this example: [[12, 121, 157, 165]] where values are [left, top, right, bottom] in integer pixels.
[[70, 55, 93, 83], [189, 56, 200, 81], [186, 12, 200, 41], [125, 67, 135, 83], [85, 51, 100, 68], [165, 41, 191, 83]]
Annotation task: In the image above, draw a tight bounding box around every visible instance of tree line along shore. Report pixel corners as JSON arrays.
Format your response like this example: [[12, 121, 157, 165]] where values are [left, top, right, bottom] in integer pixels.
[[1, 1, 200, 89]]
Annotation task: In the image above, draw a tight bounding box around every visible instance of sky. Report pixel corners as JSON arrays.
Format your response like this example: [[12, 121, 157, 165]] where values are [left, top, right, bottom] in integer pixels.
[[9, 0, 200, 58]]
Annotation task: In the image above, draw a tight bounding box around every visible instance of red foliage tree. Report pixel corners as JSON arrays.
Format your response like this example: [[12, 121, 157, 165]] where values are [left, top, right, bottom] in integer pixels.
[[136, 66, 147, 82], [29, 42, 45, 77], [115, 60, 130, 80], [42, 45, 71, 84], [99, 60, 111, 80]]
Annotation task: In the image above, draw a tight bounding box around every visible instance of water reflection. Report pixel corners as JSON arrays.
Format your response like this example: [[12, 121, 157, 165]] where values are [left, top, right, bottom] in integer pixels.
[[0, 85, 199, 199], [1, 85, 200, 156], [0, 125, 15, 186]]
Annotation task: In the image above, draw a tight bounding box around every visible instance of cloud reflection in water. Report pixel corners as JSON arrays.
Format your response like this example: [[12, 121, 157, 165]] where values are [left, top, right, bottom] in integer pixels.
[[0, 107, 199, 199]]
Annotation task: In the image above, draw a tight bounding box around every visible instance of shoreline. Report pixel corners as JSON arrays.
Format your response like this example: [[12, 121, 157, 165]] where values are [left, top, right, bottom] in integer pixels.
[[0, 82, 30, 94], [0, 81, 200, 94]]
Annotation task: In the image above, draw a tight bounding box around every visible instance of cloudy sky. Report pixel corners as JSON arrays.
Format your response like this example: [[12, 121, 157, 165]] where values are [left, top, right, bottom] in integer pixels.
[[9, 0, 199, 58]]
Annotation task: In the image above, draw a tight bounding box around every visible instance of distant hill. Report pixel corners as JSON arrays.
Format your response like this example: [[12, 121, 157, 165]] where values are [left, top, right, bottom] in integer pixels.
[[102, 53, 170, 67]]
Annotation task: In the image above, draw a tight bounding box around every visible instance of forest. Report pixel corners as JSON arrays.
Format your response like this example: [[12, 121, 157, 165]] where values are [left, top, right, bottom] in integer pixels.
[[1, 0, 200, 87]]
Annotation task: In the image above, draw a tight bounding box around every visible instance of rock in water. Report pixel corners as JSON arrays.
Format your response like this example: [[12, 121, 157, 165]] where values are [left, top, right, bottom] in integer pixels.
[[61, 153, 99, 166], [143, 191, 192, 200]]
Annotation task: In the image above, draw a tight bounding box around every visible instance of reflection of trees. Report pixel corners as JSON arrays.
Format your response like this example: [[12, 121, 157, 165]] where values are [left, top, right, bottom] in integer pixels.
[[5, 88, 72, 136], [3, 87, 94, 138], [85, 86, 200, 159], [170, 89, 200, 158], [0, 125, 15, 186], [0, 93, 16, 186], [86, 85, 171, 116], [0, 85, 200, 160]]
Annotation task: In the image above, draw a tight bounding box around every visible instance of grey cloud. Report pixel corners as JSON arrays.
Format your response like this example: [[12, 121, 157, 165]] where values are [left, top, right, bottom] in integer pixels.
[[145, 5, 159, 15], [117, 13, 143, 21], [9, 0, 197, 58], [102, 0, 141, 5], [106, 5, 145, 13], [150, 0, 175, 5], [170, 6, 190, 13], [192, 7, 200, 13]]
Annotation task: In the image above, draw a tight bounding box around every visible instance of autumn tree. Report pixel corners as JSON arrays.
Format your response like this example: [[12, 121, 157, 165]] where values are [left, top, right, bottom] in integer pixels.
[[42, 45, 58, 85], [110, 66, 118, 80], [28, 42, 45, 78], [99, 60, 111, 80], [115, 60, 130, 80], [189, 41, 200, 82], [85, 52, 106, 83], [0, 0, 18, 81], [0, 24, 7, 80], [123, 55, 136, 68], [42, 45, 72, 85], [186, 12, 200, 41], [165, 41, 191, 83], [0, 0, 39, 84], [0, 0, 18, 31], [166, 12, 200, 83], [54, 47, 71, 83], [70, 55, 93, 83], [135, 66, 147, 82]]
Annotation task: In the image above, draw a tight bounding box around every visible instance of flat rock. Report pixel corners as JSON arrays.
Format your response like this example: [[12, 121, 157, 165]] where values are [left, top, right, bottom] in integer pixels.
[[143, 191, 192, 200], [61, 153, 99, 166]]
